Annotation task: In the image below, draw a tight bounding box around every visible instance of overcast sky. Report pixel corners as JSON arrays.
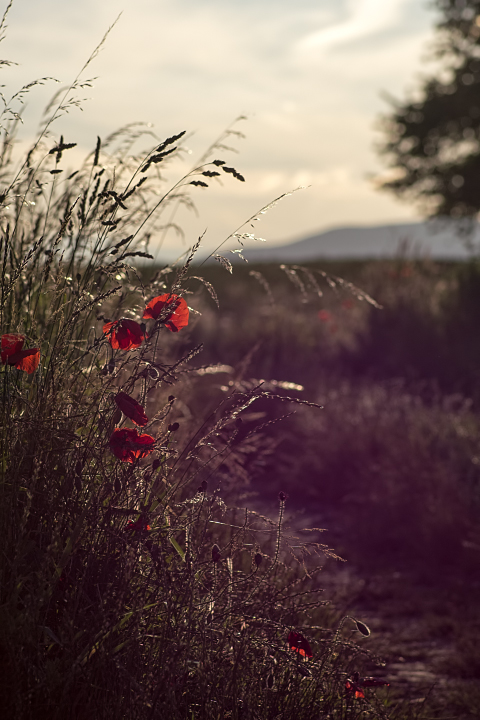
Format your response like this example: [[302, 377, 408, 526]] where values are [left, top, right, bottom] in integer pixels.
[[1, 0, 439, 256]]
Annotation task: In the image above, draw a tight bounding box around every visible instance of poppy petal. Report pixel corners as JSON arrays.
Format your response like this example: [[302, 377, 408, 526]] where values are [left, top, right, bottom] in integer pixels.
[[9, 348, 41, 374], [360, 678, 390, 688], [288, 631, 313, 659], [103, 320, 144, 350], [109, 427, 155, 463], [1, 333, 25, 363], [115, 392, 149, 427], [143, 294, 189, 332]]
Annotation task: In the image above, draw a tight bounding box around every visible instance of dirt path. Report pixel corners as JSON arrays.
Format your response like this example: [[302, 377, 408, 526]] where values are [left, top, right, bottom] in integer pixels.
[[319, 563, 480, 717]]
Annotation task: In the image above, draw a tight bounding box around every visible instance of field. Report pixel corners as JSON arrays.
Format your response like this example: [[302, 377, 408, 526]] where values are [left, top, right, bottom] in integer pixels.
[[1, 7, 479, 716], [192, 257, 480, 717]]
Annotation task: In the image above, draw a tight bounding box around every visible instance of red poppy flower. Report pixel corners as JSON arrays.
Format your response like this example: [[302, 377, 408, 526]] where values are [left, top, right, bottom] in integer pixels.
[[345, 674, 389, 699], [114, 392, 149, 427], [109, 427, 155, 463], [103, 319, 145, 350], [318, 309, 332, 323], [126, 517, 151, 533], [345, 680, 365, 699], [143, 294, 189, 332], [288, 631, 313, 659], [1, 334, 40, 373]]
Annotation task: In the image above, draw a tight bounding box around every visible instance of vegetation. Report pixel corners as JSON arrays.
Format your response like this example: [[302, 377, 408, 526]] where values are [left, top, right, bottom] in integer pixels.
[[1, 3, 479, 718], [0, 8, 396, 720]]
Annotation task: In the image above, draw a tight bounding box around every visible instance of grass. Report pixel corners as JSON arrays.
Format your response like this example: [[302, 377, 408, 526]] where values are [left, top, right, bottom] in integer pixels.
[[0, 7, 402, 719], [189, 258, 480, 718], [2, 4, 480, 717]]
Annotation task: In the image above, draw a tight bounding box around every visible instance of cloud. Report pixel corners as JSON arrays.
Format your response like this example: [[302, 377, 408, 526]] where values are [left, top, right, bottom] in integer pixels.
[[0, 0, 433, 247], [295, 0, 408, 55]]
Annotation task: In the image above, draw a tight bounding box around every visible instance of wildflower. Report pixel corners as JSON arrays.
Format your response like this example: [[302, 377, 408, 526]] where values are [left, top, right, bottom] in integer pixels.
[[143, 293, 189, 332], [345, 672, 389, 699], [1, 334, 40, 373], [288, 631, 313, 659], [114, 392, 149, 427], [126, 517, 151, 535], [103, 319, 144, 350], [109, 427, 155, 463]]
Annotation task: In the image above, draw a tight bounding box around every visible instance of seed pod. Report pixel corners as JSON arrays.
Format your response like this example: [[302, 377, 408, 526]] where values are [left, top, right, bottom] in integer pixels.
[[355, 619, 371, 637], [211, 544, 221, 563]]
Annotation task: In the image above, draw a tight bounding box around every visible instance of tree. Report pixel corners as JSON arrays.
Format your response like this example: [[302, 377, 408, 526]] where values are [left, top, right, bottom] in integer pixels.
[[378, 0, 480, 222]]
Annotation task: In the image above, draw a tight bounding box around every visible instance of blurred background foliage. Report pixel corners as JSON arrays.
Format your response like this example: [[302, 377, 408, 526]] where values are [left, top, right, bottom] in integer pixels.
[[186, 257, 480, 578]]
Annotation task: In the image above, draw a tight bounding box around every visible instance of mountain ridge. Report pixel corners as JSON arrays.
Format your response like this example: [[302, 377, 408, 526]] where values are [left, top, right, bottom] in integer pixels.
[[233, 221, 476, 263]]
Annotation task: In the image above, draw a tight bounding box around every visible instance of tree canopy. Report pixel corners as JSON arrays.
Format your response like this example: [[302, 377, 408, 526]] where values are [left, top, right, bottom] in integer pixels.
[[378, 0, 480, 221]]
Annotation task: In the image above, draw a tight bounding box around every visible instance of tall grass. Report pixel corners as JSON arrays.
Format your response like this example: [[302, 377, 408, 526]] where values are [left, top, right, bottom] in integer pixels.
[[0, 9, 399, 720], [191, 259, 480, 577]]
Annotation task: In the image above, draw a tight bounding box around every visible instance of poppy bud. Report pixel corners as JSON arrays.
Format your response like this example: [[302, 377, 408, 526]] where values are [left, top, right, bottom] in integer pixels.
[[168, 395, 175, 402], [197, 480, 208, 493], [354, 619, 371, 637], [168, 422, 179, 432], [211, 544, 221, 563], [152, 459, 161, 471], [278, 491, 287, 502], [254, 553, 263, 567]]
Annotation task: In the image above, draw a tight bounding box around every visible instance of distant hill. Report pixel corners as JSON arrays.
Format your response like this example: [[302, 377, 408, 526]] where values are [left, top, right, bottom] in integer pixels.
[[234, 221, 478, 263]]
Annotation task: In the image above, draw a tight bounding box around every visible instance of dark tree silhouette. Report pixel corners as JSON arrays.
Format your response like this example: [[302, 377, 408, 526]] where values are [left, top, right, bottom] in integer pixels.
[[378, 1, 480, 221]]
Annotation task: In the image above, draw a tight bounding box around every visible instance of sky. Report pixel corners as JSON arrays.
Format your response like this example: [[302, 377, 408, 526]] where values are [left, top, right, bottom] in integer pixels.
[[1, 0, 440, 257]]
